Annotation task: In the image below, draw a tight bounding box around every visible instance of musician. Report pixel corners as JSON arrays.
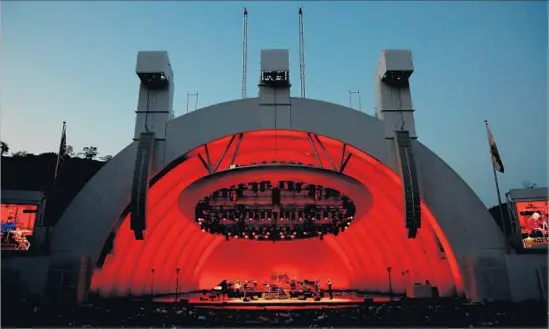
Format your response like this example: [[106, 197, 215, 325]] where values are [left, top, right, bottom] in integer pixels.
[[14, 231, 30, 251], [314, 280, 320, 295], [234, 280, 242, 299], [327, 279, 333, 300], [1, 219, 16, 244], [242, 280, 249, 299], [290, 280, 297, 290], [220, 280, 228, 301], [528, 212, 546, 237]]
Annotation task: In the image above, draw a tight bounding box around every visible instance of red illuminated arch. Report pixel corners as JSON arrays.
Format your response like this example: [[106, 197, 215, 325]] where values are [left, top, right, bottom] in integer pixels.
[[91, 130, 463, 297]]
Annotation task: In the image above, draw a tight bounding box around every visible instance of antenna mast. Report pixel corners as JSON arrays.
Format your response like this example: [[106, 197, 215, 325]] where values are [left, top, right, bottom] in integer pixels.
[[241, 8, 248, 99], [298, 7, 306, 98], [186, 92, 199, 113], [349, 90, 362, 111]]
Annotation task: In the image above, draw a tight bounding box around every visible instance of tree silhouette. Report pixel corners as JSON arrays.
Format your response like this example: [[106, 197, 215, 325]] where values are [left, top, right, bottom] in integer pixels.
[[12, 151, 28, 157], [522, 181, 537, 189], [100, 155, 113, 162], [1, 141, 8, 156], [66, 145, 75, 157], [81, 146, 98, 160]]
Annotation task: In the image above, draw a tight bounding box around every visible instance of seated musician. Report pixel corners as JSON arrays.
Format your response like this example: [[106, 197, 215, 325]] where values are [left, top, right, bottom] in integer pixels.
[[15, 233, 30, 251], [220, 280, 228, 301], [242, 280, 249, 299], [290, 280, 297, 290], [234, 280, 242, 299], [528, 213, 546, 238]]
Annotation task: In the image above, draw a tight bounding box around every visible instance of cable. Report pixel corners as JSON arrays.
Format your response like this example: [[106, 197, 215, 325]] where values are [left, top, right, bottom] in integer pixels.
[[395, 88, 405, 130], [145, 89, 151, 132]]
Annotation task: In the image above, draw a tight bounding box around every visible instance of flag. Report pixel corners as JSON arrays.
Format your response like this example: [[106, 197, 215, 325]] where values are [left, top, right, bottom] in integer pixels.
[[486, 122, 504, 173], [54, 122, 67, 180]]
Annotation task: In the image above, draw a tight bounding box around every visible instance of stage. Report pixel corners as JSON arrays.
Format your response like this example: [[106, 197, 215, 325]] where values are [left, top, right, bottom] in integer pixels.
[[151, 294, 397, 310]]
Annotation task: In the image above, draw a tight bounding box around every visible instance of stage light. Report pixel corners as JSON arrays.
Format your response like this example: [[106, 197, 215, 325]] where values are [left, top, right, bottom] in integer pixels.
[[195, 180, 357, 242]]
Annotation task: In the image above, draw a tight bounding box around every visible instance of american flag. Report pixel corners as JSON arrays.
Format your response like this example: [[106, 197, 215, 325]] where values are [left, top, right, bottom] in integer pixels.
[[486, 123, 504, 173]]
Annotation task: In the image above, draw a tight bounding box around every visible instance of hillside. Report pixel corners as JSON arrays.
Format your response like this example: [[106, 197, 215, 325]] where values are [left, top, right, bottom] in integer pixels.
[[1, 154, 104, 226]]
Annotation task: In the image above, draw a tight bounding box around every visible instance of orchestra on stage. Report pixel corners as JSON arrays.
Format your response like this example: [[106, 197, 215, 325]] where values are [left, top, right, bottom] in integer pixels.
[[206, 273, 334, 302]]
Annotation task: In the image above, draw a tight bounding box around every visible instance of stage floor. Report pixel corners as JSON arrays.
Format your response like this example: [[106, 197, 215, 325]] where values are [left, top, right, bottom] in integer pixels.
[[153, 294, 395, 310]]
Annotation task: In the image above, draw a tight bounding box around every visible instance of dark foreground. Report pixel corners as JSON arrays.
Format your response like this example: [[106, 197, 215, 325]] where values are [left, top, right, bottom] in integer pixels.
[[2, 298, 547, 327]]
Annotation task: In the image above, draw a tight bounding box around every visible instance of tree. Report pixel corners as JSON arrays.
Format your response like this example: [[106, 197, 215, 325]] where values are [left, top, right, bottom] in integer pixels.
[[66, 145, 75, 157], [522, 181, 537, 189], [81, 146, 98, 160], [12, 151, 28, 157], [1, 141, 8, 156], [100, 155, 113, 162]]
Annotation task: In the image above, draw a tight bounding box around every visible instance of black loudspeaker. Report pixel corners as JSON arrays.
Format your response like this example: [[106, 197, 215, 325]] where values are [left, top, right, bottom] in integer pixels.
[[179, 299, 189, 305], [243, 296, 251, 302], [272, 188, 281, 205], [314, 296, 321, 301], [363, 298, 373, 303]]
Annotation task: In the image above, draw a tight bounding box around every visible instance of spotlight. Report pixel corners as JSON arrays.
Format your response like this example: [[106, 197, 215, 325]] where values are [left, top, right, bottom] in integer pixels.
[[251, 182, 258, 193], [288, 181, 295, 191]]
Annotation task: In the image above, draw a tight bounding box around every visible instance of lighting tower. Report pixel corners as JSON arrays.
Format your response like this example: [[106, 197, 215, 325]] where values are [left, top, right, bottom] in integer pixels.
[[241, 8, 248, 99], [298, 7, 306, 98]]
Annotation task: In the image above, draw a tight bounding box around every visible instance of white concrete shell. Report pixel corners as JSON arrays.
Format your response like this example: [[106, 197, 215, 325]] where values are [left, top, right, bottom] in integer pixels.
[[51, 97, 508, 298]]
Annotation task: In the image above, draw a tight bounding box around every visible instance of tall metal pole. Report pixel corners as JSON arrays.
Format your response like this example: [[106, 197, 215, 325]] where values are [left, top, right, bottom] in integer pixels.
[[150, 268, 155, 296], [387, 267, 393, 301], [298, 7, 306, 98], [241, 8, 248, 99], [485, 120, 509, 252], [175, 268, 181, 302]]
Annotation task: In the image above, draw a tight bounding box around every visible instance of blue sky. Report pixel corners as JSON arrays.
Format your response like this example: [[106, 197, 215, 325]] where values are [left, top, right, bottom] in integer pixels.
[[1, 1, 547, 206]]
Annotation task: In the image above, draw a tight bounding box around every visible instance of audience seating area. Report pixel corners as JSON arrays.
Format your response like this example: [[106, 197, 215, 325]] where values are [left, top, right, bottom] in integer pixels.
[[2, 298, 547, 327]]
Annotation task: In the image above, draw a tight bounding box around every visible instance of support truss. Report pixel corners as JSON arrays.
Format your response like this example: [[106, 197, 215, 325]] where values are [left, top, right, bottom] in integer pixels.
[[198, 133, 244, 175], [307, 132, 353, 173], [198, 132, 352, 175]]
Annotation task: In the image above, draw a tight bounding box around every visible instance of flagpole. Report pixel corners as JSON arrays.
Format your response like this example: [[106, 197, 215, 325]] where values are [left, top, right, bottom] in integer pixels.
[[485, 120, 509, 252], [51, 121, 67, 198], [43, 121, 66, 254]]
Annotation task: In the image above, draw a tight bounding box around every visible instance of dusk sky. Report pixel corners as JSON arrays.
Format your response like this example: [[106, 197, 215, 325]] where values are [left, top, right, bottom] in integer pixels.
[[1, 1, 547, 206]]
